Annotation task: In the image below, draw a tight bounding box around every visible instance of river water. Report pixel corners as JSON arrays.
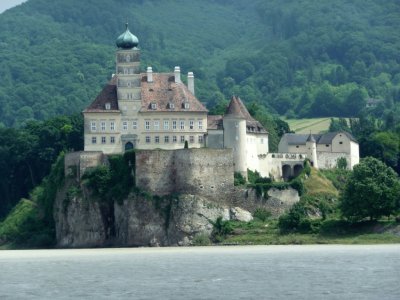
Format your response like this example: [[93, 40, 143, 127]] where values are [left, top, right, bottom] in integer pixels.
[[0, 245, 399, 299]]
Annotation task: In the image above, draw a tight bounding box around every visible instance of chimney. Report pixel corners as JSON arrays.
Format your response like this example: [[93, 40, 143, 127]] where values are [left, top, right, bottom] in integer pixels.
[[147, 66, 153, 83], [174, 66, 181, 83], [187, 72, 194, 95]]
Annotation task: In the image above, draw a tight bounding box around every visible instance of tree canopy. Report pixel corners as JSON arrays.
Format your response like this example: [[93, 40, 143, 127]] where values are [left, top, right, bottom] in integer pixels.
[[340, 157, 400, 221]]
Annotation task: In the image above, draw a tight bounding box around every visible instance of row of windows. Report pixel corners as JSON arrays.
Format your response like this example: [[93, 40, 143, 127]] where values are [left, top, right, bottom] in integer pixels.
[[91, 135, 204, 145], [90, 120, 204, 132], [92, 136, 116, 144], [145, 135, 204, 144]]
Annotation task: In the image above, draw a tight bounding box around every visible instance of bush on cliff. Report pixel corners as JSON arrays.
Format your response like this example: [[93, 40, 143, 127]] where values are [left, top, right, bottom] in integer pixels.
[[82, 151, 135, 204]]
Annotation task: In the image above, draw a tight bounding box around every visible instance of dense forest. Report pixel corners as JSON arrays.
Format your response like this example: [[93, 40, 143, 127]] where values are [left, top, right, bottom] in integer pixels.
[[0, 0, 399, 127]]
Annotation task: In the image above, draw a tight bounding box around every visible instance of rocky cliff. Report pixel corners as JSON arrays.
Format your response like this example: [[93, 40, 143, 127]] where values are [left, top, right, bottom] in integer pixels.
[[53, 180, 299, 248]]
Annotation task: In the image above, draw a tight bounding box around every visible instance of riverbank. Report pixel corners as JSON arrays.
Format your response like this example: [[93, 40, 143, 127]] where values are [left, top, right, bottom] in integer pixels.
[[212, 219, 400, 246]]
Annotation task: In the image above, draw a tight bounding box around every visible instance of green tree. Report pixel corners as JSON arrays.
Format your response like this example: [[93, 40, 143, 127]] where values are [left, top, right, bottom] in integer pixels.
[[340, 157, 400, 221]]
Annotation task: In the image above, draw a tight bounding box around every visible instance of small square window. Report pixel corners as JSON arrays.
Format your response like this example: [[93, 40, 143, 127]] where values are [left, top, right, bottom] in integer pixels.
[[164, 136, 169, 143], [155, 136, 160, 143], [151, 103, 157, 110], [183, 102, 190, 109], [339, 141, 343, 145], [92, 137, 97, 144], [145, 136, 150, 143], [169, 103, 175, 109], [101, 137, 106, 144], [105, 103, 111, 110]]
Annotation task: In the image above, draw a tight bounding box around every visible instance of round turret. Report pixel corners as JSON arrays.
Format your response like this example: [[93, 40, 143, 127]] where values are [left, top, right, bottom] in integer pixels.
[[116, 23, 139, 49]]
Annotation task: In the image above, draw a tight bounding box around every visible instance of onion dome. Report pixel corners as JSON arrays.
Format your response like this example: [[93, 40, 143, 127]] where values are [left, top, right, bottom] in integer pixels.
[[116, 23, 139, 49]]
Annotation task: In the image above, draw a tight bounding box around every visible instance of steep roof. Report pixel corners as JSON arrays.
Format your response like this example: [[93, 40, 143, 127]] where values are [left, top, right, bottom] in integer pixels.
[[140, 73, 208, 113], [283, 131, 357, 145], [83, 76, 119, 113], [225, 96, 267, 134]]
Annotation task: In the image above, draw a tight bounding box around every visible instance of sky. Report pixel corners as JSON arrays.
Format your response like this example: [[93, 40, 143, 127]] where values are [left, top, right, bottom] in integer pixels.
[[0, 0, 27, 13]]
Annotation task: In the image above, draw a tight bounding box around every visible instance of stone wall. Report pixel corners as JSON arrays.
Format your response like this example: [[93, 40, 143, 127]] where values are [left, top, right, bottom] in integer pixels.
[[317, 152, 350, 169], [64, 151, 106, 179], [135, 148, 234, 199]]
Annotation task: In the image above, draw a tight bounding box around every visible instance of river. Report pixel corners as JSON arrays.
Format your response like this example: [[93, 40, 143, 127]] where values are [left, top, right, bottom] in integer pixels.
[[0, 245, 399, 299]]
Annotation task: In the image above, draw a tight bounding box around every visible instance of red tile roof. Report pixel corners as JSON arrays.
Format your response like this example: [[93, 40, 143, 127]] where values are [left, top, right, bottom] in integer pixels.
[[207, 115, 223, 130], [83, 77, 119, 113], [140, 73, 208, 113]]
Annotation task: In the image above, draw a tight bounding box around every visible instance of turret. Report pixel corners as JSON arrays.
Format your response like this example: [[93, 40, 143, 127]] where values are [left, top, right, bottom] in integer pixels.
[[306, 133, 318, 169], [223, 96, 247, 178]]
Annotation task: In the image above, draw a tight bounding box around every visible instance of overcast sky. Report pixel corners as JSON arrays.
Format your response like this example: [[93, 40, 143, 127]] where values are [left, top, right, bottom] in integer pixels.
[[0, 0, 27, 13]]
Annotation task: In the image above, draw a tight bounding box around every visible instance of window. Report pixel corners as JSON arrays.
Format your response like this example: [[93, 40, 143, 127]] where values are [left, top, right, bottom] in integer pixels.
[[173, 136, 177, 143], [110, 121, 115, 131], [172, 120, 177, 130], [127, 93, 133, 100], [100, 121, 106, 132], [198, 120, 203, 130], [122, 121, 128, 131], [183, 102, 190, 109], [105, 103, 111, 110], [154, 120, 160, 130], [110, 136, 115, 144], [169, 103, 175, 109], [145, 121, 150, 131], [145, 136, 150, 144], [132, 121, 138, 130], [189, 120, 194, 130], [90, 121, 96, 132], [261, 138, 264, 144], [180, 136, 185, 143], [155, 136, 160, 144], [164, 136, 169, 143], [92, 137, 97, 144], [101, 136, 106, 144], [180, 120, 185, 130], [151, 103, 157, 110], [164, 120, 169, 130], [189, 136, 194, 143], [339, 141, 343, 145], [198, 135, 204, 143], [296, 145, 299, 148], [326, 144, 329, 147]]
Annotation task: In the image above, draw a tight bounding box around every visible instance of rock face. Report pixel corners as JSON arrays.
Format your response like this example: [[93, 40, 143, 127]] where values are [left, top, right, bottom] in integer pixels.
[[53, 182, 299, 248]]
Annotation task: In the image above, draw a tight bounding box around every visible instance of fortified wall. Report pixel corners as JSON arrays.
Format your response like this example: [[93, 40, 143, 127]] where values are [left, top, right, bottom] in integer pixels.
[[135, 148, 234, 199], [64, 151, 107, 180]]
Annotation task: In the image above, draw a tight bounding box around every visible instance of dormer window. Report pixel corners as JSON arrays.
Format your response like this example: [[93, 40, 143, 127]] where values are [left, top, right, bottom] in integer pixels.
[[168, 102, 175, 109], [151, 103, 157, 110], [105, 103, 111, 110], [183, 102, 190, 109]]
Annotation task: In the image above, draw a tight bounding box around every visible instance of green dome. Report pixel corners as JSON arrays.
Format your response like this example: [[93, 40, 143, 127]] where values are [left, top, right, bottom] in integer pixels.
[[116, 23, 139, 49]]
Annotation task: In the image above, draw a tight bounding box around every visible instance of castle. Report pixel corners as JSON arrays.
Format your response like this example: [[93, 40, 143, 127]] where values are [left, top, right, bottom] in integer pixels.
[[81, 24, 359, 182]]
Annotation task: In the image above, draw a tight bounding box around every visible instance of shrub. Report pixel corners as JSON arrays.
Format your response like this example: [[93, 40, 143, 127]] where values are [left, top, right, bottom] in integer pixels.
[[210, 216, 233, 241], [234, 172, 246, 186], [192, 233, 212, 246], [253, 208, 272, 222]]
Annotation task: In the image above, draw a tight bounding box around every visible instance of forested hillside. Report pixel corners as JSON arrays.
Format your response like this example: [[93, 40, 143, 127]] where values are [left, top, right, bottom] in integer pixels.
[[0, 0, 399, 127]]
